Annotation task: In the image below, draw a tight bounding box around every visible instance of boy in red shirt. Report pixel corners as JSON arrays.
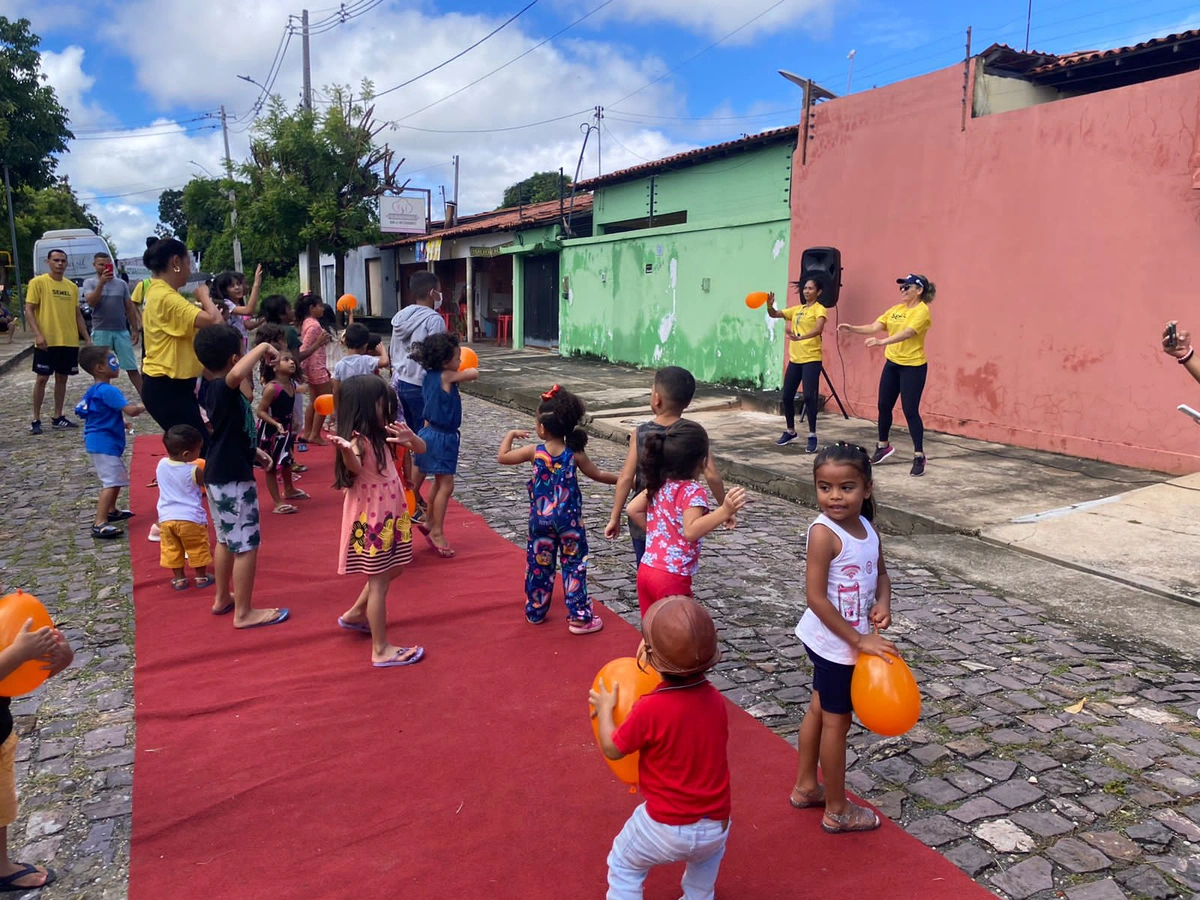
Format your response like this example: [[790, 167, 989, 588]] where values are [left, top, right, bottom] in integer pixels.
[[590, 595, 730, 900]]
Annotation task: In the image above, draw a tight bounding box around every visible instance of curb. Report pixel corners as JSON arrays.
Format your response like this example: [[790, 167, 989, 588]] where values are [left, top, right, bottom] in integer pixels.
[[0, 344, 33, 379], [463, 380, 965, 537]]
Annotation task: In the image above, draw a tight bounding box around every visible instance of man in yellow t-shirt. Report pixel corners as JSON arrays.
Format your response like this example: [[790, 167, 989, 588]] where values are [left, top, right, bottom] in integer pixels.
[[26, 248, 91, 434]]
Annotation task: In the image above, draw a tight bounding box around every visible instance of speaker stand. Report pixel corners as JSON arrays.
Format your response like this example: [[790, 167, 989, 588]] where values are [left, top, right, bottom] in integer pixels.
[[819, 365, 850, 420]]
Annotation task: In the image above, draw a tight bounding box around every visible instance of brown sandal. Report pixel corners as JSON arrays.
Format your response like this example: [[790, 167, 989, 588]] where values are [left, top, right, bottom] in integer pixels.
[[789, 785, 826, 809], [821, 803, 880, 834]]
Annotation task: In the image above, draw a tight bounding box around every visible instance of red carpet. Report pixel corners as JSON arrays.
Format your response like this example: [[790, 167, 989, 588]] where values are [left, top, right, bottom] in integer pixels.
[[127, 434, 992, 899]]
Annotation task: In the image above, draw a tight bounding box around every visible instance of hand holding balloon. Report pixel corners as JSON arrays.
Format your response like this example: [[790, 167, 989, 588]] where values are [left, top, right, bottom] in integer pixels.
[[855, 630, 899, 662], [588, 679, 624, 760]]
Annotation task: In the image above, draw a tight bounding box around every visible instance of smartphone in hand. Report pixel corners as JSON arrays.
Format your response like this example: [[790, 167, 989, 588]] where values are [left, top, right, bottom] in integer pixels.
[[1168, 322, 1178, 350]]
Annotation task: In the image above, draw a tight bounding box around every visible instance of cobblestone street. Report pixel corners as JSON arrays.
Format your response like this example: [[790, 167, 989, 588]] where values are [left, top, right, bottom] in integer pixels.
[[2, 352, 1200, 898]]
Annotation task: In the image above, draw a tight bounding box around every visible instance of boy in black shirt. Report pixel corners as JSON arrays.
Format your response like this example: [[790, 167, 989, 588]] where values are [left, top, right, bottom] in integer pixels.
[[194, 325, 290, 629]]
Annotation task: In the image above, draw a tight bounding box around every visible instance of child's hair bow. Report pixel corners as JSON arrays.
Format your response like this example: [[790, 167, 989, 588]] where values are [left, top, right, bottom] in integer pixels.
[[541, 384, 561, 401]]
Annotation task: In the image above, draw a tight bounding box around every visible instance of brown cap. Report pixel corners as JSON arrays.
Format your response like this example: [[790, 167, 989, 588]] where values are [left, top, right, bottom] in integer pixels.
[[642, 595, 721, 677]]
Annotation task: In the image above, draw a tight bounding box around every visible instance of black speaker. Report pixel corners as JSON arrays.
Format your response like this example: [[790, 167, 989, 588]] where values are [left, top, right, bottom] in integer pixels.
[[798, 246, 842, 307]]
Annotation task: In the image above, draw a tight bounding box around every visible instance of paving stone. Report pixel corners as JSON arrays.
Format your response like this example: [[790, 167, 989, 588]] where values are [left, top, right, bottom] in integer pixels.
[[1046, 837, 1113, 873], [1153, 808, 1200, 841], [1125, 820, 1175, 846], [908, 777, 966, 805], [990, 857, 1053, 900], [1104, 745, 1155, 771], [946, 770, 992, 795], [907, 815, 967, 847], [1037, 769, 1088, 796], [907, 744, 949, 766], [945, 736, 991, 759], [1143, 769, 1200, 796], [1019, 751, 1062, 773], [1081, 831, 1141, 862], [974, 819, 1036, 853], [870, 757, 916, 785], [943, 840, 995, 877], [1009, 810, 1076, 837], [1116, 865, 1174, 899], [82, 726, 127, 752], [966, 758, 1018, 781], [870, 789, 905, 821], [949, 797, 1008, 824], [1064, 879, 1128, 900], [983, 779, 1045, 810], [1079, 793, 1122, 815]]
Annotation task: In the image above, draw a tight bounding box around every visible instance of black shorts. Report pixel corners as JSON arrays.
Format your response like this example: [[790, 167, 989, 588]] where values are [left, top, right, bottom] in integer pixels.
[[32, 346, 79, 377], [805, 644, 856, 715]]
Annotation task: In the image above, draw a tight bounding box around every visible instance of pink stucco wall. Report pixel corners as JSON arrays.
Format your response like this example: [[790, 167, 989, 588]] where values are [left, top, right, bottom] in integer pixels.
[[788, 63, 1200, 473]]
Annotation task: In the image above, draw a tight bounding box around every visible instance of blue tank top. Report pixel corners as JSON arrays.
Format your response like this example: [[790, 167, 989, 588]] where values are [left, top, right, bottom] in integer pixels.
[[527, 445, 582, 527]]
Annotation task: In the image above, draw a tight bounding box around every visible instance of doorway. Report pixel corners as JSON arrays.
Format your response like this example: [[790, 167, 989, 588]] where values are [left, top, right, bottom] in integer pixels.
[[522, 254, 559, 347], [366, 257, 382, 316]]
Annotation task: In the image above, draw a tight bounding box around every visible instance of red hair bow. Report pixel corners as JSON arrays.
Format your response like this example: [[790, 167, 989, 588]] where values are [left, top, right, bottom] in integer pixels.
[[541, 384, 561, 401]]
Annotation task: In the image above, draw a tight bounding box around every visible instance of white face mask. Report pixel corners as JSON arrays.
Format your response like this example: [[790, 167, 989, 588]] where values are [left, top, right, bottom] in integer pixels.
[[433, 291, 443, 311]]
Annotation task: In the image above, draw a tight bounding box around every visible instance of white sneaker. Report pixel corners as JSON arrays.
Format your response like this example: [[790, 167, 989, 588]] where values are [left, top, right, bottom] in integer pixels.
[[148, 523, 161, 543]]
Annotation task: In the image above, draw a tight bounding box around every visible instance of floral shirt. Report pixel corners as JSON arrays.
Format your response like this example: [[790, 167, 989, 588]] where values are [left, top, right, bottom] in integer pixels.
[[640, 480, 710, 576]]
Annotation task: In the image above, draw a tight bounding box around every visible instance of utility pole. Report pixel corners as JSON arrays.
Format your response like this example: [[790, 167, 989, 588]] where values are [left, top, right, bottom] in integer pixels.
[[595, 106, 604, 176], [846, 50, 856, 94], [452, 154, 459, 208], [301, 9, 313, 110], [3, 163, 25, 323], [220, 105, 243, 273], [301, 9, 320, 294]]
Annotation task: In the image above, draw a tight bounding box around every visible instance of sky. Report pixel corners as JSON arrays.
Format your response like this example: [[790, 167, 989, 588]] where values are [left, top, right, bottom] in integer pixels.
[[3, 0, 1199, 260]]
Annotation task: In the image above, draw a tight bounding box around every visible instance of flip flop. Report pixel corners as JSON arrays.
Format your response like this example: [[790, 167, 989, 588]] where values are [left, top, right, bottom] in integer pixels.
[[337, 616, 371, 634], [272, 504, 298, 515], [291, 465, 309, 473], [171, 578, 189, 591], [212, 601, 234, 616], [0, 863, 55, 892], [194, 575, 214, 589], [416, 524, 456, 558], [91, 524, 123, 539], [372, 646, 425, 668], [790, 785, 826, 809], [237, 608, 290, 629], [284, 490, 310, 500]]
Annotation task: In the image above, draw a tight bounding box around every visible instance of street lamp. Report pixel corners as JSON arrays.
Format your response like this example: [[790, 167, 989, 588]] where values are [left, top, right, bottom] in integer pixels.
[[188, 160, 215, 178], [778, 71, 838, 166]]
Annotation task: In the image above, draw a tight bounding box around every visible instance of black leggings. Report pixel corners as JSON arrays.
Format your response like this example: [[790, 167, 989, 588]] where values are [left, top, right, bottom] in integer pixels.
[[877, 361, 928, 453], [782, 361, 822, 433], [142, 374, 209, 456]]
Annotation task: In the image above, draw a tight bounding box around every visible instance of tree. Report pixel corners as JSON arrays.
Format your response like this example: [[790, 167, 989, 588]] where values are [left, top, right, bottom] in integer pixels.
[[0, 177, 102, 276], [156, 188, 187, 243], [0, 17, 73, 191], [242, 83, 404, 296], [501, 171, 570, 209], [178, 177, 229, 264]]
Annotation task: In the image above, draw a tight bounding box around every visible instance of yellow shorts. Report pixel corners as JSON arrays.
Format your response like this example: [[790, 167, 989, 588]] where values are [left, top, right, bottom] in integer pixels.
[[0, 732, 19, 827], [159, 520, 213, 570]]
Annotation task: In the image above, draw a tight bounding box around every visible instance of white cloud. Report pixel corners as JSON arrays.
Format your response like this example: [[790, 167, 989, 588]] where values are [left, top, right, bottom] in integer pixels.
[[39, 45, 109, 131], [29, 0, 787, 250]]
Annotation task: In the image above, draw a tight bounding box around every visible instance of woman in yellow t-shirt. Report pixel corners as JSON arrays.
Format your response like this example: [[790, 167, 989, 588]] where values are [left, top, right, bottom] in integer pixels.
[[139, 238, 223, 453], [766, 277, 827, 453], [838, 273, 935, 477]]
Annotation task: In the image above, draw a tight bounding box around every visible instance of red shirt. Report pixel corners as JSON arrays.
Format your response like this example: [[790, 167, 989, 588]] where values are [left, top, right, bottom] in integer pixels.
[[612, 680, 731, 825]]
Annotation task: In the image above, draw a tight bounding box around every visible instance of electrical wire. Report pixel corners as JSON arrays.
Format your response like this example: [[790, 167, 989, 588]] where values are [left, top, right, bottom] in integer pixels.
[[391, 0, 615, 122], [393, 108, 592, 134], [71, 113, 218, 136], [71, 124, 221, 142], [600, 121, 654, 162], [606, 108, 798, 124]]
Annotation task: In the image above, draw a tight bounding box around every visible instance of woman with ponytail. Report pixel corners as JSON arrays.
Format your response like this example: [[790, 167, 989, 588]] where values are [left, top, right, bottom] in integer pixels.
[[498, 385, 618, 634], [626, 419, 747, 616]]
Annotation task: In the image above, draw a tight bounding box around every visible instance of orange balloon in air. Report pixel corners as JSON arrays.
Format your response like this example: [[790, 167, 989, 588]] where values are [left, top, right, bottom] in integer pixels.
[[336, 294, 358, 312], [313, 394, 334, 416], [745, 291, 770, 309], [459, 347, 479, 371], [851, 652, 921, 736], [0, 591, 54, 697], [590, 657, 662, 785]]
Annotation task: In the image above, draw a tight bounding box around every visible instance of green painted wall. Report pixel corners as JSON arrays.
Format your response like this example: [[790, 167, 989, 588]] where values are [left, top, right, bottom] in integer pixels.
[[560, 142, 794, 389]]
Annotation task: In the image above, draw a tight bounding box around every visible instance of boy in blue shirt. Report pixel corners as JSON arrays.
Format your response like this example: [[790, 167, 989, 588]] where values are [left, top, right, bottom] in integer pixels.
[[76, 346, 144, 538]]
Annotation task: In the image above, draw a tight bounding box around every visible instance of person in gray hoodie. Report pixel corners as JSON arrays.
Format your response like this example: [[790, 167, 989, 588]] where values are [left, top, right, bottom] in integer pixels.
[[390, 271, 446, 509]]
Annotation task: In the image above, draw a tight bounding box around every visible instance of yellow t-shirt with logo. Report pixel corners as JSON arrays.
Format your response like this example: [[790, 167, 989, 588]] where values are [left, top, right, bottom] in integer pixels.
[[876, 301, 932, 366], [141, 280, 203, 379], [26, 274, 80, 347], [781, 302, 827, 364]]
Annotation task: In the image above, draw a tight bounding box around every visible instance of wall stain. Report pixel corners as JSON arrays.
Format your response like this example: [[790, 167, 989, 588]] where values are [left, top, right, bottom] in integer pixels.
[[954, 361, 1004, 413]]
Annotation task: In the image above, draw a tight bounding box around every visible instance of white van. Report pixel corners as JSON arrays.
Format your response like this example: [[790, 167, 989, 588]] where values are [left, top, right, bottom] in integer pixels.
[[32, 229, 117, 286]]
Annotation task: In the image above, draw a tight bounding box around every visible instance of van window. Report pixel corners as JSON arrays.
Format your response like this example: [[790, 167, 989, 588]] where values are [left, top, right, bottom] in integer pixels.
[[33, 234, 115, 285]]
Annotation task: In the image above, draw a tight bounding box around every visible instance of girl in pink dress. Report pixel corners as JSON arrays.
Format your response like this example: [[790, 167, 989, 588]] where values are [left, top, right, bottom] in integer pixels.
[[328, 375, 426, 668], [297, 294, 332, 445]]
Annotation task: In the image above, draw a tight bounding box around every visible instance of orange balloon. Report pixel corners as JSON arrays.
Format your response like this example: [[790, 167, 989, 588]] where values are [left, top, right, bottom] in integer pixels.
[[851, 652, 921, 736], [745, 291, 770, 309], [458, 346, 479, 371], [194, 458, 205, 472], [313, 394, 334, 416], [590, 657, 662, 785], [405, 489, 417, 515], [0, 591, 54, 697], [337, 294, 358, 311]]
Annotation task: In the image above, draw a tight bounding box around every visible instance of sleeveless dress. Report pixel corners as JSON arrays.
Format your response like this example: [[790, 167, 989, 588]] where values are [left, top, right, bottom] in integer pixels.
[[524, 445, 595, 625], [338, 447, 413, 576], [414, 369, 462, 475], [256, 381, 295, 469]]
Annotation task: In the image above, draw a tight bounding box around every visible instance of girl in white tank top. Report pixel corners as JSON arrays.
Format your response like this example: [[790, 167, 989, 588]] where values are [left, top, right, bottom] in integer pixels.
[[790, 443, 900, 835]]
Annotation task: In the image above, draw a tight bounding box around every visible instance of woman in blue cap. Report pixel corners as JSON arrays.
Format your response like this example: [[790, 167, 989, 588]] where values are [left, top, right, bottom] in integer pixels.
[[838, 273, 935, 476]]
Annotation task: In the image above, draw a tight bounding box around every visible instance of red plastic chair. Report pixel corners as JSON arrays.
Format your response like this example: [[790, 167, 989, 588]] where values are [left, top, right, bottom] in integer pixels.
[[497, 314, 512, 347]]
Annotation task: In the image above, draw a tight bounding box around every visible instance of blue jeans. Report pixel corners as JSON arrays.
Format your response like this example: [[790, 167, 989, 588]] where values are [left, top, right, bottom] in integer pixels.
[[607, 803, 729, 900], [396, 381, 426, 432], [631, 536, 646, 565]]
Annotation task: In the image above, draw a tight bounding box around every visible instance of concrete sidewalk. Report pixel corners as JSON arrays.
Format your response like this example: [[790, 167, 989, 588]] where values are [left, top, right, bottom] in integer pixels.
[[0, 331, 33, 377], [464, 346, 1200, 606]]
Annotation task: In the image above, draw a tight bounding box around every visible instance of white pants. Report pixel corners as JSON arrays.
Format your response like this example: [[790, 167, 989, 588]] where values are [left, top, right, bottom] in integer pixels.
[[606, 802, 730, 900]]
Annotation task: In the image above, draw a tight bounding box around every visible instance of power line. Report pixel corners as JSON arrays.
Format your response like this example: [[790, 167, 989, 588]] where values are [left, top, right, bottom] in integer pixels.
[[393, 108, 593, 134], [71, 113, 218, 136], [71, 124, 221, 142]]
